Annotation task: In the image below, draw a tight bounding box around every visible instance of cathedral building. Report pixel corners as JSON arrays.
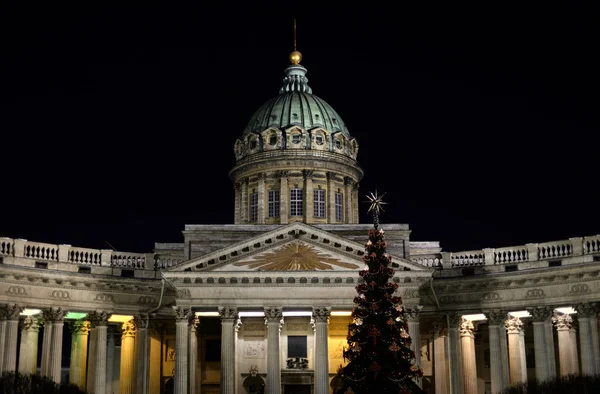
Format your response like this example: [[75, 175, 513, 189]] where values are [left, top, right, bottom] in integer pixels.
[[1, 48, 599, 394]]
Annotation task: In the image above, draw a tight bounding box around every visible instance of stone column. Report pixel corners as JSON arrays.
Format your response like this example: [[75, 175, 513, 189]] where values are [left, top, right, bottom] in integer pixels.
[[279, 171, 289, 224], [505, 316, 526, 384], [568, 326, 580, 374], [553, 312, 576, 376], [405, 306, 423, 388], [0, 309, 6, 373], [89, 311, 111, 394], [2, 304, 24, 372], [303, 170, 314, 221], [86, 324, 97, 393], [431, 321, 449, 394], [133, 315, 150, 394], [106, 327, 116, 394], [545, 318, 557, 378], [219, 307, 237, 394], [447, 313, 464, 394], [575, 302, 598, 376], [18, 315, 40, 374], [173, 306, 192, 394], [528, 306, 552, 381], [352, 183, 359, 222], [460, 318, 477, 394], [41, 307, 68, 383], [189, 317, 199, 394], [119, 320, 136, 394], [240, 177, 249, 223], [234, 181, 242, 224], [499, 322, 510, 390], [589, 308, 600, 374], [485, 309, 506, 394], [326, 172, 336, 223], [313, 307, 331, 394], [69, 320, 90, 390], [257, 173, 266, 224], [264, 307, 283, 394], [343, 177, 354, 223]]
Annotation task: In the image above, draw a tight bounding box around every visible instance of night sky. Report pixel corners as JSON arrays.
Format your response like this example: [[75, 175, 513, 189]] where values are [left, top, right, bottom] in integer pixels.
[[1, 4, 598, 254]]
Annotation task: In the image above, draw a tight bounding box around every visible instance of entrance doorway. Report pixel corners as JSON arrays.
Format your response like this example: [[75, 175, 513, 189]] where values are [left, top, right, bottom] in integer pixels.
[[284, 385, 311, 394]]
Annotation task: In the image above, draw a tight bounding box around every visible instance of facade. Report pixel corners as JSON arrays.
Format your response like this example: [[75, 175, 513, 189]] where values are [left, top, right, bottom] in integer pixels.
[[1, 50, 599, 394]]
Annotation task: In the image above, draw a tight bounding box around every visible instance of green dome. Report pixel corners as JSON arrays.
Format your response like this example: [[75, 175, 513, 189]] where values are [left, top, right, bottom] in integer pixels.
[[242, 64, 351, 138]]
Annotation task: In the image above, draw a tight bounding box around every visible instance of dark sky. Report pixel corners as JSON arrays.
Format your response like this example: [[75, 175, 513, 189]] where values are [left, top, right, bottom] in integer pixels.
[[1, 4, 598, 254]]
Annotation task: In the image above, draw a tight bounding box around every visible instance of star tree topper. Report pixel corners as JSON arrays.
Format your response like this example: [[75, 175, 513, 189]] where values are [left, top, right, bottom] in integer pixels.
[[365, 190, 387, 229]]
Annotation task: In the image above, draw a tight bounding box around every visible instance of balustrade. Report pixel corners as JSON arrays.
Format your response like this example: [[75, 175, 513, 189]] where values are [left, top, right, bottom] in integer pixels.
[[494, 246, 528, 264]]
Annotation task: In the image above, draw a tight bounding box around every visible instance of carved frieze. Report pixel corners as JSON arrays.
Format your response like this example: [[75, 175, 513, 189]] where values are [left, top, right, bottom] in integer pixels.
[[243, 323, 266, 333], [525, 288, 546, 299], [176, 289, 191, 299], [482, 292, 501, 301], [570, 283, 590, 294], [138, 296, 157, 305], [95, 293, 114, 302], [50, 290, 70, 300], [244, 340, 266, 358], [286, 323, 310, 332], [5, 286, 27, 296]]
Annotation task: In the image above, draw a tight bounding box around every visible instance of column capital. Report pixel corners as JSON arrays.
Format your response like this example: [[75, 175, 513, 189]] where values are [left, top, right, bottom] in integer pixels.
[[235, 317, 242, 333], [87, 311, 111, 327], [234, 181, 243, 190], [257, 172, 267, 180], [460, 317, 475, 337], [218, 306, 238, 321], [552, 312, 573, 330], [132, 314, 146, 330], [485, 309, 508, 325], [42, 307, 68, 323], [278, 170, 289, 179], [69, 320, 90, 335], [326, 171, 336, 180], [430, 320, 446, 337], [172, 306, 193, 322], [21, 315, 41, 331], [404, 305, 423, 322], [447, 312, 462, 328], [505, 315, 524, 334], [302, 169, 314, 180], [527, 306, 554, 322], [574, 302, 599, 318], [263, 306, 283, 322], [2, 304, 24, 321], [343, 176, 355, 186], [190, 316, 200, 332], [121, 320, 136, 338], [312, 307, 331, 323]]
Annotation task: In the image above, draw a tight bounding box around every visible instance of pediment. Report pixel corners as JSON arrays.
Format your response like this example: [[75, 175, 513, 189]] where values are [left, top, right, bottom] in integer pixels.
[[165, 222, 428, 272]]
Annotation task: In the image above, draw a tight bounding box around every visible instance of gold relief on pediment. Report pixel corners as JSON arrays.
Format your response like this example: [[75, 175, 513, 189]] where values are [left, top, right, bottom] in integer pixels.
[[233, 241, 359, 271]]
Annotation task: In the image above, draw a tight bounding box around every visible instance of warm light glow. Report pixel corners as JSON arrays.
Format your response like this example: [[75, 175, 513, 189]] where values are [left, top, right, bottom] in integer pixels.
[[508, 311, 531, 318], [282, 311, 312, 317], [195, 311, 219, 317], [108, 314, 134, 323], [20, 308, 41, 316], [331, 311, 352, 316], [462, 314, 487, 321], [238, 311, 265, 317], [555, 307, 576, 314], [65, 312, 88, 320]]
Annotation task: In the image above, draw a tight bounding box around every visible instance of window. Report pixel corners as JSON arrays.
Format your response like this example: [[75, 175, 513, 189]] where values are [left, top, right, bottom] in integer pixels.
[[335, 139, 342, 149], [290, 188, 303, 216], [335, 192, 343, 221], [250, 139, 257, 150], [268, 190, 280, 217], [269, 134, 277, 145], [314, 189, 326, 218], [315, 135, 324, 145], [292, 134, 301, 144], [288, 336, 307, 358], [250, 192, 258, 221]]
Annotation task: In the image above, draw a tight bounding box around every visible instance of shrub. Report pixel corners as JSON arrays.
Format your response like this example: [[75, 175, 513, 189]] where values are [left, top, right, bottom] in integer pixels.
[[0, 372, 87, 394], [500, 374, 600, 394]]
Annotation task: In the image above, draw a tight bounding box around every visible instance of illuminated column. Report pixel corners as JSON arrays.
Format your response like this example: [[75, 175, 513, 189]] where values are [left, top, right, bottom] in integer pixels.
[[405, 306, 422, 388], [505, 316, 526, 384], [431, 321, 449, 394], [460, 318, 477, 394], [545, 318, 557, 378], [569, 325, 580, 374], [313, 307, 331, 394], [173, 306, 192, 394], [264, 307, 282, 394], [134, 315, 150, 394], [89, 311, 111, 394], [2, 304, 23, 372], [69, 320, 90, 390], [86, 324, 97, 393], [240, 177, 249, 223], [528, 307, 552, 381], [257, 173, 266, 224], [447, 313, 464, 394], [553, 313, 575, 376], [189, 317, 199, 394], [575, 302, 599, 375], [279, 171, 289, 224], [119, 320, 136, 394], [234, 181, 242, 224], [303, 170, 314, 221], [18, 315, 40, 374], [326, 172, 336, 223], [485, 310, 506, 394], [343, 177, 354, 223], [499, 322, 510, 390], [220, 307, 237, 394]]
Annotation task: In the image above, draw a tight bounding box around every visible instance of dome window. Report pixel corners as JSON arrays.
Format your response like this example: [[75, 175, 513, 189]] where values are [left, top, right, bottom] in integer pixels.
[[250, 140, 257, 150], [335, 139, 342, 149], [269, 135, 277, 145], [315, 135, 324, 145], [292, 134, 302, 144]]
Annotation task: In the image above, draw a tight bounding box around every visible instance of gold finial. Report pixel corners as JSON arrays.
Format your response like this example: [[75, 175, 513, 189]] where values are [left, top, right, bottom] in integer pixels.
[[289, 18, 302, 64]]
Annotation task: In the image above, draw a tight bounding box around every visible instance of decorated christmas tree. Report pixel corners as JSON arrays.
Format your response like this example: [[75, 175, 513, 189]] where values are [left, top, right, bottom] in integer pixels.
[[335, 191, 424, 394]]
